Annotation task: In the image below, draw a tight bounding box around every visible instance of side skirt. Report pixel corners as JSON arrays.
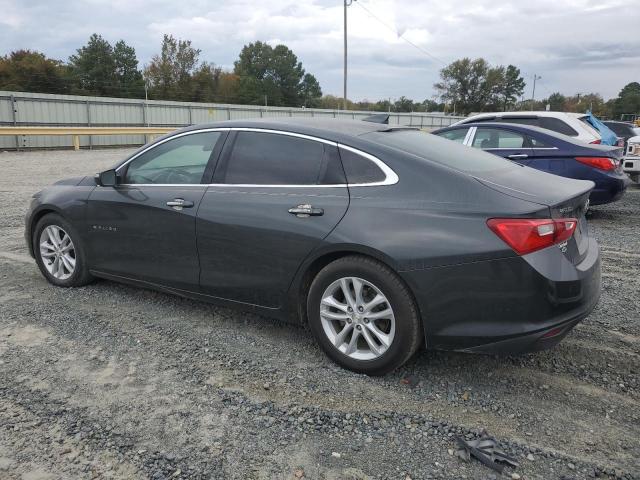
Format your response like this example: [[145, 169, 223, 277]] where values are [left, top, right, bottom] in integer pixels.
[[88, 270, 291, 321]]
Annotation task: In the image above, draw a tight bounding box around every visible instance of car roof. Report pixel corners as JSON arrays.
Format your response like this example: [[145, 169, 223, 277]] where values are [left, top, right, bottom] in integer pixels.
[[175, 118, 416, 142], [465, 111, 583, 120]]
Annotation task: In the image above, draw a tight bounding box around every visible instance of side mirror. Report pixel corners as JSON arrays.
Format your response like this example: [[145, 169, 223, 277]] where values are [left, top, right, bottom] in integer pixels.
[[95, 169, 118, 187]]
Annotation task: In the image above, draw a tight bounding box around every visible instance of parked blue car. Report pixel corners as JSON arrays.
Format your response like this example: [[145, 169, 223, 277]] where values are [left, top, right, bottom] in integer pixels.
[[432, 122, 630, 205]]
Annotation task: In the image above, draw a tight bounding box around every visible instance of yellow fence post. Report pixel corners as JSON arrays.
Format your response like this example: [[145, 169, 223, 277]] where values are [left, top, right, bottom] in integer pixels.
[[73, 135, 80, 151]]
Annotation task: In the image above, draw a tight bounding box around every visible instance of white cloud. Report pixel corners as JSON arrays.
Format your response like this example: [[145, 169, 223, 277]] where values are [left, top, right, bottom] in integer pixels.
[[0, 0, 638, 101]]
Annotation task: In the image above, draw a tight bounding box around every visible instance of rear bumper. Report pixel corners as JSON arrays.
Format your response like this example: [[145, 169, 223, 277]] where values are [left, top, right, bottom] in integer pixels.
[[460, 308, 589, 354], [623, 156, 640, 174], [589, 173, 630, 205], [402, 238, 601, 355]]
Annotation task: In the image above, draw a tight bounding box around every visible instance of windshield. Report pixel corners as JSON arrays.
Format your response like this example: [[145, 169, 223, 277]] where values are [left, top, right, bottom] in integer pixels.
[[364, 129, 515, 173]]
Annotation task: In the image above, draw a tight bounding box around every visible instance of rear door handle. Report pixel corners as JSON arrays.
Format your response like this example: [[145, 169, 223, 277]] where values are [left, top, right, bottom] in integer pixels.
[[507, 154, 528, 160], [166, 198, 194, 211], [288, 204, 324, 217]]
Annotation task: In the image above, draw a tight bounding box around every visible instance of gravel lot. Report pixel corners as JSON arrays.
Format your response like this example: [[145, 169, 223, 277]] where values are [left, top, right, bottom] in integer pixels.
[[0, 148, 639, 480]]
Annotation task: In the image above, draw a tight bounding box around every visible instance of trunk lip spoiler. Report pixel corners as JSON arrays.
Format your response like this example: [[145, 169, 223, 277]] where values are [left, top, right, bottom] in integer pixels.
[[472, 175, 595, 207]]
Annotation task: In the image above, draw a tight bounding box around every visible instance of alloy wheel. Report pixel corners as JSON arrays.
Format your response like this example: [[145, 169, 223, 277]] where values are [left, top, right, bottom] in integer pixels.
[[39, 225, 76, 280], [320, 276, 396, 361]]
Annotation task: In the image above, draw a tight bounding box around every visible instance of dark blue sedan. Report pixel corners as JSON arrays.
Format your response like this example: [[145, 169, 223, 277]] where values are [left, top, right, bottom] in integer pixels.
[[433, 122, 630, 205]]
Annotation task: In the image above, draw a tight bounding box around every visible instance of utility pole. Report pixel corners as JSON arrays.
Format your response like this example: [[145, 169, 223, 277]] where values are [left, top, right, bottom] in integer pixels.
[[344, 0, 355, 111], [531, 74, 542, 109]]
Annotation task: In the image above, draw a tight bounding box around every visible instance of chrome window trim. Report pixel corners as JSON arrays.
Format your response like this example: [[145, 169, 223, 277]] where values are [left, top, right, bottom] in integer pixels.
[[113, 127, 399, 188], [463, 127, 476, 146], [115, 128, 229, 173], [337, 144, 399, 187]]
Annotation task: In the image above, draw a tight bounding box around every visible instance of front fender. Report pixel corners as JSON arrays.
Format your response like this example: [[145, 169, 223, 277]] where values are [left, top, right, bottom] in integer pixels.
[[25, 181, 96, 257]]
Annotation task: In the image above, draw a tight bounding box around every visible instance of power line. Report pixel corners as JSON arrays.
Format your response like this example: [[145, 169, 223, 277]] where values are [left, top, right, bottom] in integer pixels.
[[354, 1, 448, 65]]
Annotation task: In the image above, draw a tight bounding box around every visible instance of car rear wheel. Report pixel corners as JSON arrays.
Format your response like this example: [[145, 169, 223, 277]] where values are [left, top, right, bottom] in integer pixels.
[[307, 255, 422, 375], [33, 213, 93, 287]]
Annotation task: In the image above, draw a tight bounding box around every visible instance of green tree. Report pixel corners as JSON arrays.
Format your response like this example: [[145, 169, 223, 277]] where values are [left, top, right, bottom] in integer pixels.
[[113, 40, 144, 98], [234, 41, 320, 107], [144, 34, 201, 101], [393, 96, 415, 112], [0, 50, 68, 93], [612, 82, 640, 119], [68, 34, 117, 95], [547, 92, 566, 111], [300, 73, 322, 107], [434, 58, 505, 114], [190, 62, 222, 102], [499, 65, 526, 111]]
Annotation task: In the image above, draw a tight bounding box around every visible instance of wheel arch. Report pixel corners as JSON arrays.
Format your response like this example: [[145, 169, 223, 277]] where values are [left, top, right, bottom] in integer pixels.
[[288, 244, 423, 329], [27, 206, 63, 257]]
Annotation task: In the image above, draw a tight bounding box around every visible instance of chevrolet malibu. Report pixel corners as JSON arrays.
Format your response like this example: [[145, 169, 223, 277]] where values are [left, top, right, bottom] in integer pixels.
[[25, 119, 601, 375]]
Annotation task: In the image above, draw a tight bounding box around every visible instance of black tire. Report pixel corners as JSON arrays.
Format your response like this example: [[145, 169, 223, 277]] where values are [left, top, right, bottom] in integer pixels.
[[32, 213, 93, 287], [307, 255, 422, 375]]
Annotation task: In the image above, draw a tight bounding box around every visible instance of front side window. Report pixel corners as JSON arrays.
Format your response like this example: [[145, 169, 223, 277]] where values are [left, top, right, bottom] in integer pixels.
[[124, 131, 221, 184], [435, 128, 469, 144], [222, 132, 345, 185], [530, 136, 550, 148], [472, 128, 526, 149]]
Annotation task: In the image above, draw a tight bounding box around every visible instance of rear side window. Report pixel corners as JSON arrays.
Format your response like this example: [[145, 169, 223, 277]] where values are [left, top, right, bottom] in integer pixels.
[[222, 132, 345, 185], [540, 117, 578, 136], [435, 128, 468, 144], [339, 147, 386, 184], [472, 128, 526, 149]]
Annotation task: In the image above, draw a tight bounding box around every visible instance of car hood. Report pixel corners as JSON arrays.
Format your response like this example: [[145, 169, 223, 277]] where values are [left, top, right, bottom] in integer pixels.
[[473, 164, 594, 208], [52, 176, 93, 186]]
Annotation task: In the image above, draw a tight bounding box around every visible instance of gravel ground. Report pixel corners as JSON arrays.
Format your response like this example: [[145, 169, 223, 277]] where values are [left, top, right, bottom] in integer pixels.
[[0, 148, 638, 480]]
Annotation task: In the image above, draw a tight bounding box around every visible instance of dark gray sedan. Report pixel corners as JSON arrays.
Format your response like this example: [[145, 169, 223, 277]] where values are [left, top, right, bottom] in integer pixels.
[[25, 119, 601, 375]]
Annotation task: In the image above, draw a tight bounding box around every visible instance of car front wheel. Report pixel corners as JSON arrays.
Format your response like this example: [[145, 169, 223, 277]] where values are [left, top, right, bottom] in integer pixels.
[[33, 213, 93, 287], [307, 255, 422, 375]]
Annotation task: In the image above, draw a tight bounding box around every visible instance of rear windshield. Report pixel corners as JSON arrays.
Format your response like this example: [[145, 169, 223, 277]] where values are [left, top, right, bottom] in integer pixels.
[[577, 116, 602, 137], [364, 129, 514, 173]]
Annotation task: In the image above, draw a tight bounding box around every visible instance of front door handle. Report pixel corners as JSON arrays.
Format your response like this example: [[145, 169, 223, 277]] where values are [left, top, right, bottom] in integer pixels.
[[507, 153, 528, 160], [288, 204, 324, 217], [166, 198, 194, 211]]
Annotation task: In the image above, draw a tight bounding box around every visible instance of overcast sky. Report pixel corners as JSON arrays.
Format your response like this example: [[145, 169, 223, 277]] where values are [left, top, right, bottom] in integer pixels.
[[1, 0, 638, 102]]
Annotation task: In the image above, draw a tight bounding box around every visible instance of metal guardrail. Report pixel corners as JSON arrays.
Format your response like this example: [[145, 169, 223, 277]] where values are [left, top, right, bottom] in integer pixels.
[[0, 126, 176, 150], [0, 91, 465, 150]]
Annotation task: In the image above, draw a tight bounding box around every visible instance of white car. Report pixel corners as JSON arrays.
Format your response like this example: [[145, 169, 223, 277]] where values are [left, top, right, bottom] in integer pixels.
[[623, 133, 640, 183], [452, 111, 602, 144]]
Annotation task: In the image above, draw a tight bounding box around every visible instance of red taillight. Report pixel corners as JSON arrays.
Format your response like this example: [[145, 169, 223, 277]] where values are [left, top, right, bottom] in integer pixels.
[[589, 139, 601, 144], [575, 156, 616, 171], [487, 218, 578, 255], [541, 327, 564, 339]]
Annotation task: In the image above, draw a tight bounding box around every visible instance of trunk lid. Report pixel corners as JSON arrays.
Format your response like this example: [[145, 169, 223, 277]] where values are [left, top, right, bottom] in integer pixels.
[[473, 165, 593, 264]]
